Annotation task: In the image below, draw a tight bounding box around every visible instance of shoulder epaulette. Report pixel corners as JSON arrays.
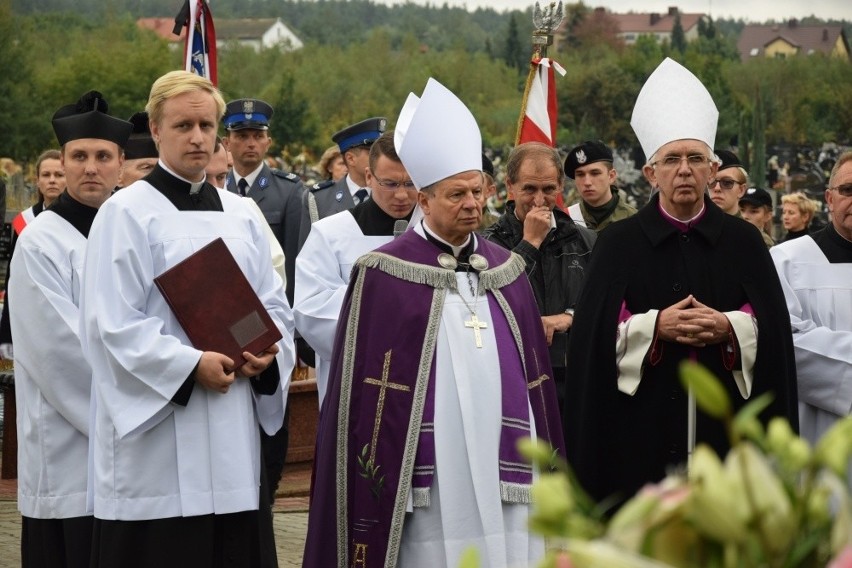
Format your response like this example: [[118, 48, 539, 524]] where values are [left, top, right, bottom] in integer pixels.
[[271, 169, 301, 183], [310, 179, 335, 192]]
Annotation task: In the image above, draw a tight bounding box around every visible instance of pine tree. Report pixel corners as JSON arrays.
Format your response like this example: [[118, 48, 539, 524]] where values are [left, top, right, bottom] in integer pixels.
[[671, 12, 687, 54], [504, 14, 525, 71]]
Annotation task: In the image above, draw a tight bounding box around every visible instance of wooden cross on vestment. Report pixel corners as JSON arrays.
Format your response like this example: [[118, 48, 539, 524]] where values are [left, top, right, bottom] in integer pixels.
[[363, 350, 411, 463], [464, 313, 488, 348]]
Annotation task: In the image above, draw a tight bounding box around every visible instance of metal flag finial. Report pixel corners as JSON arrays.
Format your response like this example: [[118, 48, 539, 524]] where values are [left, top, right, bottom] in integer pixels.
[[531, 1, 564, 58]]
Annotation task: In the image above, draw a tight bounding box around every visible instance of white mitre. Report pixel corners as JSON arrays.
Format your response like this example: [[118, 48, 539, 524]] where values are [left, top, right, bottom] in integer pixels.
[[394, 78, 482, 190], [630, 57, 719, 162]]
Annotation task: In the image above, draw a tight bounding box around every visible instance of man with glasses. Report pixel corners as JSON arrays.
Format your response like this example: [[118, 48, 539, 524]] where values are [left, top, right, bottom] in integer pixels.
[[771, 151, 852, 488], [483, 141, 596, 414], [709, 149, 748, 216], [294, 130, 418, 405], [564, 58, 798, 507]]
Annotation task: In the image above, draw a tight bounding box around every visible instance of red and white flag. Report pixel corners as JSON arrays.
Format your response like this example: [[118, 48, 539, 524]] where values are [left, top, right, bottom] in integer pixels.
[[174, 0, 218, 85], [516, 57, 565, 146]]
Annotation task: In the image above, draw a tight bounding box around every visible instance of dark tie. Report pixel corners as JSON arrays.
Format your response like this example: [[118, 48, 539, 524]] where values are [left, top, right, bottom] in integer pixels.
[[354, 188, 369, 204], [237, 178, 248, 197]]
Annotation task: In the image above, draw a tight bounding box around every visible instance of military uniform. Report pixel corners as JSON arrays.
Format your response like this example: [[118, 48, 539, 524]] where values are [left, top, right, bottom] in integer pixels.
[[564, 140, 636, 231], [568, 191, 637, 232]]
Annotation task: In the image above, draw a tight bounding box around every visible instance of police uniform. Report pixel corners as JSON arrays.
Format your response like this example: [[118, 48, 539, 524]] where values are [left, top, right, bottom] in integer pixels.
[[297, 117, 386, 249], [223, 99, 305, 306], [223, 98, 303, 509]]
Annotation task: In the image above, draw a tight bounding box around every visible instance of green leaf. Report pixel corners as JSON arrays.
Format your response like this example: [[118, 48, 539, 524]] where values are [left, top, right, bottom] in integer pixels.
[[679, 361, 731, 419], [734, 392, 774, 424]]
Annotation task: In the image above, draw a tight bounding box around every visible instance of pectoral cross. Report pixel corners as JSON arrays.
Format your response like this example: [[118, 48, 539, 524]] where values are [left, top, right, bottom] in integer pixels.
[[464, 314, 488, 348], [364, 350, 411, 462]]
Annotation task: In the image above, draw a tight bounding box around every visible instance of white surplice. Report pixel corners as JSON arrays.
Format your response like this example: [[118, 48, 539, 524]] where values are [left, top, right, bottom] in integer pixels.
[[771, 236, 852, 483], [294, 210, 392, 405], [395, 227, 543, 568], [81, 178, 295, 521], [11, 211, 91, 519]]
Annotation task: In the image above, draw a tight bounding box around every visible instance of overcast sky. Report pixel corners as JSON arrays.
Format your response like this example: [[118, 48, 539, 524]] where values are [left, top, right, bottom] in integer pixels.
[[383, 1, 851, 23]]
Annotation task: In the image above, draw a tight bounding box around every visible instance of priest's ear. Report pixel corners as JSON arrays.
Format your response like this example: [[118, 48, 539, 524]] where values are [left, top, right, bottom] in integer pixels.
[[417, 185, 435, 215], [642, 163, 658, 188]]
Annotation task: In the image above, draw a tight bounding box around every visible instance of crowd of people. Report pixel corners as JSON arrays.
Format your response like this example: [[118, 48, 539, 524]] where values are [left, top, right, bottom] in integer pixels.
[[0, 56, 850, 568]]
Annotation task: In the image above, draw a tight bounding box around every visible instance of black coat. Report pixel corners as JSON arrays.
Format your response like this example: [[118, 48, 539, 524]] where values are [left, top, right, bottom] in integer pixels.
[[483, 203, 596, 371], [564, 193, 798, 506]]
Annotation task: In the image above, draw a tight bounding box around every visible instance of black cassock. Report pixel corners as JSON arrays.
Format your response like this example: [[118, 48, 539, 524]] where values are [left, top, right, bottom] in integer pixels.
[[564, 194, 798, 507]]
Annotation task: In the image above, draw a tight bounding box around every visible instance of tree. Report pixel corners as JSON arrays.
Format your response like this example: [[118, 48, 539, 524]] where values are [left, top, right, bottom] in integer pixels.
[[504, 13, 526, 71], [670, 12, 687, 54], [571, 6, 623, 52]]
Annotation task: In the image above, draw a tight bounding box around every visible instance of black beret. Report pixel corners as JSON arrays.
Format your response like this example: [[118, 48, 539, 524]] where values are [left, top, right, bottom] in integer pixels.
[[564, 140, 613, 179], [52, 91, 133, 147], [124, 111, 158, 160], [482, 153, 494, 178], [224, 99, 273, 131], [333, 117, 387, 153], [739, 187, 772, 209], [715, 149, 742, 172]]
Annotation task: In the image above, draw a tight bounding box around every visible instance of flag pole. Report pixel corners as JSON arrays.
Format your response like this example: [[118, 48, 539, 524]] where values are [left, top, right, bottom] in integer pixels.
[[514, 1, 564, 145]]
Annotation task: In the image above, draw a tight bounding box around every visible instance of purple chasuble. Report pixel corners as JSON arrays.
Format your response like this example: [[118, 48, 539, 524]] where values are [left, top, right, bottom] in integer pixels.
[[303, 230, 565, 568]]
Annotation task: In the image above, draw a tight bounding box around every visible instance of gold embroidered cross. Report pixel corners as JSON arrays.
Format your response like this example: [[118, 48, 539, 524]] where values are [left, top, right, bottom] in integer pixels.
[[364, 350, 410, 462], [528, 374, 551, 390], [464, 313, 488, 348]]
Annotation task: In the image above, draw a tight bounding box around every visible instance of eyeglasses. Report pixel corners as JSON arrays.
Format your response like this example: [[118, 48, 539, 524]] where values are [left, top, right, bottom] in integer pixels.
[[710, 178, 744, 190], [652, 154, 711, 170], [829, 183, 852, 197], [375, 177, 416, 190]]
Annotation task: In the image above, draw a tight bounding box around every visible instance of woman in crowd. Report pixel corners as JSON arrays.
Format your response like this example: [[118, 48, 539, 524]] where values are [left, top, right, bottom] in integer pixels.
[[780, 191, 817, 242]]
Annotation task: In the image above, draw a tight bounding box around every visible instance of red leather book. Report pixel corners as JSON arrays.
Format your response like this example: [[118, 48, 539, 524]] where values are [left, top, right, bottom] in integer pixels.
[[154, 237, 282, 373]]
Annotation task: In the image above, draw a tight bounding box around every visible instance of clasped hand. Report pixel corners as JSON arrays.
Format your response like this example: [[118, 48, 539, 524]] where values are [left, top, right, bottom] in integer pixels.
[[657, 295, 731, 347], [195, 343, 280, 394]]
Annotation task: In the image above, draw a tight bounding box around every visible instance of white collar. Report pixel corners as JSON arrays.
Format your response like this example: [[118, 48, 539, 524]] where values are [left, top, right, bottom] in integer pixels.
[[345, 174, 370, 198], [236, 163, 265, 189], [418, 219, 473, 257], [158, 160, 205, 194]]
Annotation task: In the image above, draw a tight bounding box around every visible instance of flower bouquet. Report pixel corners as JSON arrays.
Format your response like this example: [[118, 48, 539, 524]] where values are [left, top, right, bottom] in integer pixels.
[[519, 361, 852, 568]]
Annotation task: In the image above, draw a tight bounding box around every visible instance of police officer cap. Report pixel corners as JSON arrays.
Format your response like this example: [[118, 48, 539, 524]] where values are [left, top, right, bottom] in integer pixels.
[[223, 99, 274, 131], [482, 153, 494, 178], [124, 111, 158, 160], [52, 90, 132, 148], [739, 187, 772, 209], [333, 117, 387, 153], [715, 149, 742, 172], [564, 140, 613, 179]]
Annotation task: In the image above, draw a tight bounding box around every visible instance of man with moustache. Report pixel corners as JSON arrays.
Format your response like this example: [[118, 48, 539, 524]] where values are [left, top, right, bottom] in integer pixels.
[[564, 58, 798, 508], [294, 130, 418, 406], [81, 71, 295, 567], [11, 90, 131, 568]]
